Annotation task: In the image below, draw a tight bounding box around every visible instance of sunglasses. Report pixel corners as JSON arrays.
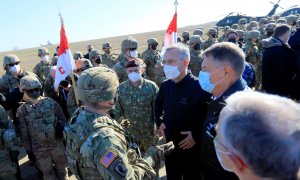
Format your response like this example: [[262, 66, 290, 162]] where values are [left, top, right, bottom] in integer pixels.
[[8, 62, 20, 67], [25, 88, 40, 93]]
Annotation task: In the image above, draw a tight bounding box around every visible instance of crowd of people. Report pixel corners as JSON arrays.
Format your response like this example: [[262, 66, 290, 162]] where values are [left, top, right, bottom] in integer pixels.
[[0, 13, 299, 180]]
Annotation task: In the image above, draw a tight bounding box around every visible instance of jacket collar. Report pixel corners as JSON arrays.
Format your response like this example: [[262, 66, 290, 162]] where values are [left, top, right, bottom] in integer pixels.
[[215, 78, 249, 102]]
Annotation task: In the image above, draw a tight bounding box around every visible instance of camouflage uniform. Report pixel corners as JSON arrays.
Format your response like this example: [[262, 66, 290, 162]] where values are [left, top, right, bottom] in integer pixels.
[[66, 87, 78, 117], [101, 53, 118, 68], [115, 78, 158, 151], [0, 105, 19, 180], [202, 28, 219, 50], [154, 60, 166, 87], [17, 75, 68, 180], [64, 67, 174, 179], [141, 39, 161, 83], [33, 48, 52, 89], [189, 35, 203, 76]]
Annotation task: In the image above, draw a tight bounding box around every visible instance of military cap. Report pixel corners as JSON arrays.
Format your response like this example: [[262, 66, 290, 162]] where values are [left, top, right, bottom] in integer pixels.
[[76, 58, 93, 70], [207, 28, 217, 35], [182, 31, 189, 38], [277, 18, 286, 24], [249, 17, 257, 22], [223, 26, 230, 32], [236, 30, 246, 38], [226, 28, 237, 37], [265, 23, 277, 31], [247, 30, 260, 39], [125, 58, 144, 68], [89, 50, 101, 60], [73, 51, 83, 60], [102, 42, 112, 49], [238, 18, 247, 25], [189, 35, 202, 44], [272, 15, 280, 20], [76, 67, 119, 104], [249, 21, 258, 28], [231, 24, 239, 30], [267, 16, 273, 22], [193, 29, 203, 36], [259, 18, 268, 25], [38, 47, 49, 57], [19, 75, 42, 92], [121, 37, 138, 51], [3, 54, 20, 67], [147, 38, 158, 45], [286, 15, 298, 25]]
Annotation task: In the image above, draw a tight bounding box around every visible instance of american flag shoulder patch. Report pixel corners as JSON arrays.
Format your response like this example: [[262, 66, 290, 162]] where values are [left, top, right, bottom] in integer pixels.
[[100, 150, 118, 168]]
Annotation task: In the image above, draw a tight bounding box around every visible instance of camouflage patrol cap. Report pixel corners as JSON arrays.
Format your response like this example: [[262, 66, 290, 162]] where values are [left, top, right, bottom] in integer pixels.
[[265, 23, 276, 31], [273, 15, 280, 20], [73, 51, 83, 60], [236, 30, 246, 38], [189, 35, 202, 44], [277, 18, 286, 24], [193, 29, 203, 36], [19, 75, 42, 92], [207, 28, 217, 35], [249, 21, 258, 28], [223, 26, 230, 32], [125, 58, 144, 68], [89, 50, 101, 60], [231, 24, 239, 30], [267, 16, 273, 22], [3, 54, 20, 67], [259, 18, 268, 25], [147, 38, 158, 45], [238, 18, 247, 25], [76, 67, 119, 104], [226, 29, 237, 37], [286, 15, 298, 25], [247, 30, 260, 39], [249, 17, 257, 22], [38, 47, 49, 56], [102, 42, 112, 49], [121, 37, 138, 51], [75, 58, 93, 70], [182, 31, 189, 38]]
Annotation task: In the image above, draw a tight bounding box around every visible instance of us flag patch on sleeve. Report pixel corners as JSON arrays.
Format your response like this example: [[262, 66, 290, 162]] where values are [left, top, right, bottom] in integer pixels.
[[100, 150, 117, 168]]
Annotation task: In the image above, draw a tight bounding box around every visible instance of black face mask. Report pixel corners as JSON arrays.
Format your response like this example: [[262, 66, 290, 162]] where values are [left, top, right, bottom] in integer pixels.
[[184, 36, 190, 41], [267, 31, 273, 37], [95, 57, 102, 64], [228, 38, 237, 44], [193, 43, 201, 50], [26, 91, 40, 99], [239, 38, 244, 42], [151, 44, 158, 50], [211, 34, 217, 38]]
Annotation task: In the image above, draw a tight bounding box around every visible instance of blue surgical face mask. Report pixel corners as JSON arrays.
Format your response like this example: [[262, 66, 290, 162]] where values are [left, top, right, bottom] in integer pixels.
[[198, 67, 224, 93]]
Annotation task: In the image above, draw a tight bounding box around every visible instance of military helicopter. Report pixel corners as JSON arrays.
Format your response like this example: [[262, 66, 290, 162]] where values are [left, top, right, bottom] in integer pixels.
[[280, 5, 300, 16], [215, 0, 282, 27]]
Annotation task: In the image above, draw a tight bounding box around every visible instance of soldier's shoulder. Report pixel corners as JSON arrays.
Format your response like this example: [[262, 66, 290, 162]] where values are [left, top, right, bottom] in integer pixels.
[[113, 62, 123, 71], [143, 79, 158, 88]]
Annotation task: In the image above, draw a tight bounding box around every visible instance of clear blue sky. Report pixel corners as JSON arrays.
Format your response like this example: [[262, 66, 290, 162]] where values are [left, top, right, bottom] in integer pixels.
[[0, 0, 298, 52]]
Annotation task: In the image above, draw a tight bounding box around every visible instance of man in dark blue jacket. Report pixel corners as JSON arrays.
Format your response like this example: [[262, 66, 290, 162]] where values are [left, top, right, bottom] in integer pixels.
[[198, 42, 249, 180], [155, 43, 211, 179]]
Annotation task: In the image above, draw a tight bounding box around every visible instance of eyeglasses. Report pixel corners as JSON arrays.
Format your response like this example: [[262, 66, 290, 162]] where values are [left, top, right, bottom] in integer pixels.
[[25, 88, 40, 93], [8, 62, 20, 67]]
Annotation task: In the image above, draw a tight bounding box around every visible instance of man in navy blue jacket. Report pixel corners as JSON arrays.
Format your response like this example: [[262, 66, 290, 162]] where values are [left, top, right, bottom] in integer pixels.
[[155, 43, 211, 180]]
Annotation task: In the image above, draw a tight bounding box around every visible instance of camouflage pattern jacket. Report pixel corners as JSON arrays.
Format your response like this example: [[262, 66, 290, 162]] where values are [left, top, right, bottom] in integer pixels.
[[154, 60, 166, 87], [243, 41, 261, 65], [141, 49, 161, 82], [44, 74, 57, 100], [0, 70, 37, 97], [17, 97, 66, 151], [101, 53, 118, 68], [202, 38, 218, 50], [64, 108, 156, 179], [189, 48, 203, 76], [113, 57, 129, 84], [33, 61, 52, 85], [66, 87, 78, 117]]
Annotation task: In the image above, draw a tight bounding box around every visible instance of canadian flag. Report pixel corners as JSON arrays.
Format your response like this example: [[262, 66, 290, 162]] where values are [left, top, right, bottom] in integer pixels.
[[164, 12, 177, 47], [54, 17, 76, 90]]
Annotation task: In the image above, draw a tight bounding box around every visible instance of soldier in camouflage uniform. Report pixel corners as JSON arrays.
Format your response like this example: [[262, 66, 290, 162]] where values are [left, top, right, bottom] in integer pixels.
[[17, 75, 68, 180], [243, 30, 262, 89], [238, 18, 247, 31], [154, 60, 166, 87], [66, 58, 93, 117], [73, 51, 83, 62], [188, 35, 203, 76], [277, 18, 286, 24], [64, 67, 174, 179], [218, 26, 230, 42], [231, 23, 239, 30], [141, 38, 161, 83], [258, 18, 268, 37], [89, 49, 108, 68], [237, 29, 246, 43], [33, 47, 52, 94], [193, 28, 204, 38], [0, 54, 37, 98], [181, 31, 190, 45], [44, 66, 58, 100], [249, 21, 259, 31], [101, 42, 118, 68], [115, 59, 159, 151], [202, 28, 219, 50], [0, 105, 19, 180], [113, 37, 139, 83], [264, 23, 277, 39]]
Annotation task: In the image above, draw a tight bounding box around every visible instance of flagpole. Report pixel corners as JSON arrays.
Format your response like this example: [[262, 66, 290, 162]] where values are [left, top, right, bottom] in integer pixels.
[[174, 0, 178, 13], [59, 12, 80, 107]]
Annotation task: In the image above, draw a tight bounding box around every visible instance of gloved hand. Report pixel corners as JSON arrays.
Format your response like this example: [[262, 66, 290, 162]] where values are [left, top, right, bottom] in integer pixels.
[[146, 141, 174, 170]]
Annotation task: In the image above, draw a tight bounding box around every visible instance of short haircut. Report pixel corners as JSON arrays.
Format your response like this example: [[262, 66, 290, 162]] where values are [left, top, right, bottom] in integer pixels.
[[273, 24, 291, 38], [203, 42, 245, 77], [163, 43, 190, 62], [220, 91, 300, 180]]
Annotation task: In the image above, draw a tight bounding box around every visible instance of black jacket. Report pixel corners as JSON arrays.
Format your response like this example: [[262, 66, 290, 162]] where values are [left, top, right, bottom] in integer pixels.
[[200, 78, 249, 180], [289, 29, 300, 52], [261, 37, 297, 97], [155, 73, 211, 146]]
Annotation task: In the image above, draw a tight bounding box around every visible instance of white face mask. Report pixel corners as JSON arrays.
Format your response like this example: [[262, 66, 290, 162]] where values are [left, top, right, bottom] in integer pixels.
[[128, 72, 141, 82], [42, 55, 50, 63], [9, 65, 21, 75], [163, 64, 181, 80], [215, 148, 234, 172], [129, 50, 138, 58]]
